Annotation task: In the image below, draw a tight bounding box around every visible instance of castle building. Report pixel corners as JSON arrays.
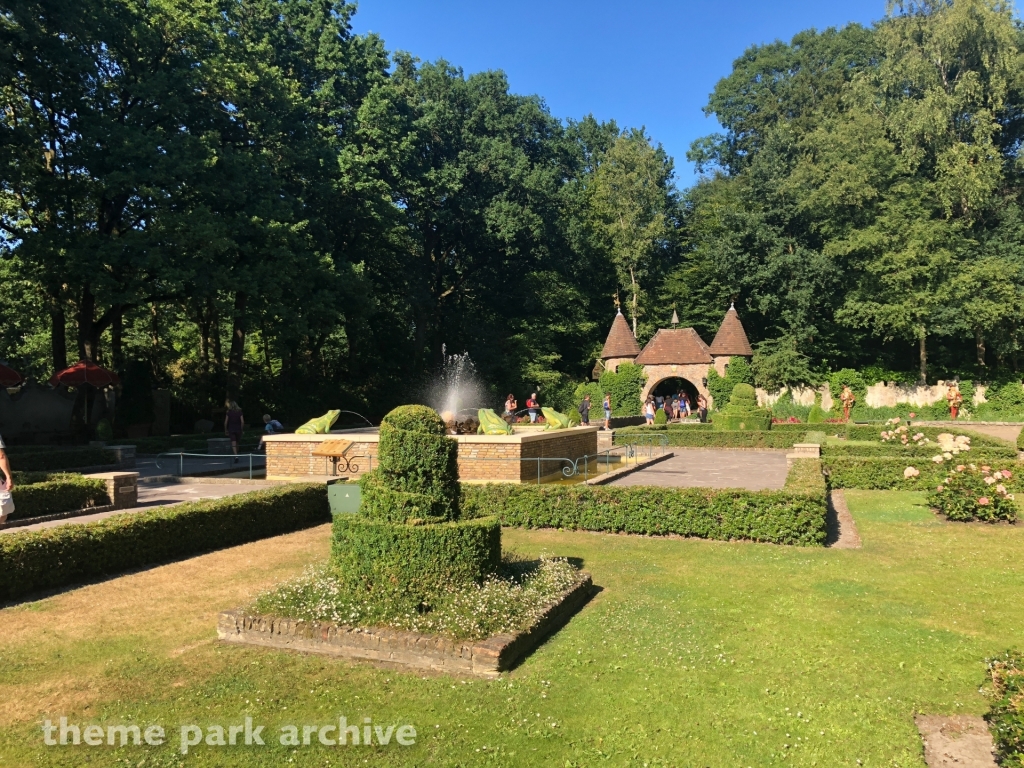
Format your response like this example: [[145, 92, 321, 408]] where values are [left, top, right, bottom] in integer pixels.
[[597, 306, 753, 408]]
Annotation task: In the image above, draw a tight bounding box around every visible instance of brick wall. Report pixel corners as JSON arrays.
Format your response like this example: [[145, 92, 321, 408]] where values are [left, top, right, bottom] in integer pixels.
[[266, 440, 378, 478]]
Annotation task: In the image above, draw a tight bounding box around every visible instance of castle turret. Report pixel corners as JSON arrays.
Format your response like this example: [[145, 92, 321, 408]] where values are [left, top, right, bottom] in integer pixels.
[[709, 304, 753, 376], [598, 310, 641, 375]]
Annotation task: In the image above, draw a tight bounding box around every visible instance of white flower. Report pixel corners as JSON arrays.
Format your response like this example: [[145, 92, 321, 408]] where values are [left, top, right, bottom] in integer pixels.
[[932, 455, 945, 464], [903, 467, 920, 479]]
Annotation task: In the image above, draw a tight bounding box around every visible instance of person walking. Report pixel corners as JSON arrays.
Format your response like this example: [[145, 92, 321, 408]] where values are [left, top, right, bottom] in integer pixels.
[[603, 393, 612, 430], [697, 393, 708, 423], [0, 433, 13, 524], [504, 393, 517, 417], [526, 392, 540, 423], [578, 394, 591, 425], [224, 400, 245, 461], [644, 397, 655, 425]]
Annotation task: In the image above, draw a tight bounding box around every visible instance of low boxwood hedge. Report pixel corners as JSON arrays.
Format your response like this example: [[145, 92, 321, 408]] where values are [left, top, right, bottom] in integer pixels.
[[5, 447, 117, 471], [10, 476, 109, 521], [331, 515, 502, 598], [844, 424, 1014, 450], [822, 456, 949, 490], [615, 428, 797, 449], [0, 483, 329, 601], [461, 460, 827, 546], [821, 442, 1018, 461]]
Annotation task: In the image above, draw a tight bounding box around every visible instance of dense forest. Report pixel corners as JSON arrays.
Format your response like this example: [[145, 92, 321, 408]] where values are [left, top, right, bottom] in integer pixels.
[[2, 0, 1024, 427]]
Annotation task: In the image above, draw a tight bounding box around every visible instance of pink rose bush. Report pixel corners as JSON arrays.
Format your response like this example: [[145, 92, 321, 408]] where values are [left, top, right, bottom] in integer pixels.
[[925, 463, 1018, 523]]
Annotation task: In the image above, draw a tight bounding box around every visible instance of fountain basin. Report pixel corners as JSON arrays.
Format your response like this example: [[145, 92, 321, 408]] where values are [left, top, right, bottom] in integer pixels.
[[263, 426, 600, 484]]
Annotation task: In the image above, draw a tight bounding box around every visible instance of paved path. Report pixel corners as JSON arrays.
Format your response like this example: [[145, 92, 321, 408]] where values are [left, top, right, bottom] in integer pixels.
[[606, 449, 789, 490]]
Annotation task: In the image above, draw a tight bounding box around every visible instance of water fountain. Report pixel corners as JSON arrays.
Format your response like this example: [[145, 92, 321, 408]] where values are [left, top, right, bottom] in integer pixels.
[[426, 345, 487, 433]]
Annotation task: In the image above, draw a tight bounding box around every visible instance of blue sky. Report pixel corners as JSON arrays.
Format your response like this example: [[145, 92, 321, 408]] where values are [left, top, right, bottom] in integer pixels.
[[350, 0, 886, 184]]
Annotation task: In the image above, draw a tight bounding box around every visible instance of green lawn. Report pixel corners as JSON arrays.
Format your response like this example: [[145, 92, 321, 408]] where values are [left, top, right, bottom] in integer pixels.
[[1, 490, 1021, 766]]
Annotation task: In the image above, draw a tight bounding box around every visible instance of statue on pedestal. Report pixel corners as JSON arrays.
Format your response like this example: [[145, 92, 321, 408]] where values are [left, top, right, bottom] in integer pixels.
[[946, 383, 963, 420], [840, 385, 856, 422]]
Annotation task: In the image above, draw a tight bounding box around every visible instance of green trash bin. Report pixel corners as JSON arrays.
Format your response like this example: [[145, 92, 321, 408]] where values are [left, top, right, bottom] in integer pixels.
[[327, 482, 361, 514]]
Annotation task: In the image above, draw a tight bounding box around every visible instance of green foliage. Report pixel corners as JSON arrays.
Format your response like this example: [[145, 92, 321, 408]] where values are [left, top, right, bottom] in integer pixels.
[[0, 485, 329, 601], [985, 651, 1024, 766], [654, 408, 668, 425], [115, 361, 155, 429], [987, 381, 1024, 410], [5, 447, 117, 472], [95, 419, 113, 442], [822, 457, 945, 490], [729, 383, 757, 408], [829, 369, 867, 402], [843, 424, 1015, 453], [461, 469, 827, 546], [10, 477, 109, 521], [706, 368, 730, 412], [330, 515, 502, 601], [573, 382, 606, 413], [807, 404, 826, 423], [599, 363, 646, 417], [712, 382, 771, 431], [927, 465, 1017, 523], [707, 359, 755, 412], [361, 405, 459, 523], [957, 380, 975, 407], [616, 427, 795, 449], [822, 441, 1017, 461], [752, 337, 816, 392]]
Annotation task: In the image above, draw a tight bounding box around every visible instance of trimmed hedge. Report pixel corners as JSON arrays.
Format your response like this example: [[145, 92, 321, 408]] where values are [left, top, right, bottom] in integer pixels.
[[0, 484, 329, 601], [844, 423, 1014, 450], [365, 405, 459, 522], [616, 428, 797, 449], [6, 447, 117, 471], [461, 461, 828, 546], [822, 457, 948, 490], [10, 477, 109, 521], [821, 442, 1018, 461], [331, 515, 502, 598]]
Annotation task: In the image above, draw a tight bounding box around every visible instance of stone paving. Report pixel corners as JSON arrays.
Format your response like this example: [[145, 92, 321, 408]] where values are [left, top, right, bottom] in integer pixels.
[[606, 448, 789, 490]]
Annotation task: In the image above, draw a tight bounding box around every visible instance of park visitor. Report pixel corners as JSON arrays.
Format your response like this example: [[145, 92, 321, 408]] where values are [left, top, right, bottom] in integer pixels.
[[603, 393, 612, 430], [504, 394, 517, 417], [644, 397, 655, 425], [263, 414, 285, 433], [578, 394, 591, 425], [527, 393, 540, 423], [697, 393, 708, 423], [224, 400, 245, 460], [0, 433, 13, 524]]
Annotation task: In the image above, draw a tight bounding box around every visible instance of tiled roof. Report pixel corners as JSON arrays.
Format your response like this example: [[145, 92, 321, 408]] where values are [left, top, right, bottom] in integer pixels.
[[709, 307, 754, 356], [634, 328, 712, 365], [600, 312, 641, 359]]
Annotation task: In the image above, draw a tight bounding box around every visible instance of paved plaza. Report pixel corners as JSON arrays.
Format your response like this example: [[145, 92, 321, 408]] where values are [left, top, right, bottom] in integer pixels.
[[607, 448, 789, 490]]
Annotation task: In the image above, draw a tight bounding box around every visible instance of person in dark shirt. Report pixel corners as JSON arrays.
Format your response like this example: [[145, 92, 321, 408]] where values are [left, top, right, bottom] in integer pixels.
[[224, 400, 245, 460], [577, 394, 591, 425]]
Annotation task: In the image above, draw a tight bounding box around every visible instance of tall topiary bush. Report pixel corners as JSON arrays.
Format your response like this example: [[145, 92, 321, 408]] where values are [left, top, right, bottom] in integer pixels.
[[334, 405, 500, 604], [713, 383, 772, 431], [708, 359, 755, 411]]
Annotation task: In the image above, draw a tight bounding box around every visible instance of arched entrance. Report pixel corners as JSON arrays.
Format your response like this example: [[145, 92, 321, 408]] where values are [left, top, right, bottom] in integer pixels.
[[649, 377, 700, 409]]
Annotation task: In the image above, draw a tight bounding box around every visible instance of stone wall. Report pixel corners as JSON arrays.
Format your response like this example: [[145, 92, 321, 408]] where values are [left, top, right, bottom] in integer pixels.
[[265, 428, 600, 484], [756, 381, 995, 410]]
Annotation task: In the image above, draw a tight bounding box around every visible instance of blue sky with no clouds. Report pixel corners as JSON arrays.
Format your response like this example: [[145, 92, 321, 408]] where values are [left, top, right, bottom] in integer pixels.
[[350, 0, 886, 184]]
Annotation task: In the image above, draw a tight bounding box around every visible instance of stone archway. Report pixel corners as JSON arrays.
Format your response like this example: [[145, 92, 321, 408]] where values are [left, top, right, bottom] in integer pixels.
[[649, 377, 700, 409], [640, 364, 712, 407]]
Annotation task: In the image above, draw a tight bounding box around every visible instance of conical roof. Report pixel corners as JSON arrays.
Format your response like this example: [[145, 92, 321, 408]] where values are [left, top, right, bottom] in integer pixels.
[[601, 311, 641, 359], [709, 306, 754, 356]]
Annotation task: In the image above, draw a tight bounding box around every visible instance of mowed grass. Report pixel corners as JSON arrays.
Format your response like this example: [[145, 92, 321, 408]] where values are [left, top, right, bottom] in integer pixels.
[[0, 491, 1021, 767]]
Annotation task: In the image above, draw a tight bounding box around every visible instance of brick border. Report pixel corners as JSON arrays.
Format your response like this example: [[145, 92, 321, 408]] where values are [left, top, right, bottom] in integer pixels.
[[217, 574, 596, 677]]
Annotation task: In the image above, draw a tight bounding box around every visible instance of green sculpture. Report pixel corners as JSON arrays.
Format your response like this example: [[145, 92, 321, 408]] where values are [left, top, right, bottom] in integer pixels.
[[541, 407, 572, 430], [477, 408, 513, 435], [712, 383, 772, 431], [295, 409, 341, 434]]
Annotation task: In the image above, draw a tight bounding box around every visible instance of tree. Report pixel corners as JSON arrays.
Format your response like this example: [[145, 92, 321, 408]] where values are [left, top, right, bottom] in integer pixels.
[[589, 130, 676, 337]]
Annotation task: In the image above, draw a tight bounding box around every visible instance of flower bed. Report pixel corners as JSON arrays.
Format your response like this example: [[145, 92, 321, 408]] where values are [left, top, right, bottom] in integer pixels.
[[927, 464, 1017, 522], [250, 554, 585, 641]]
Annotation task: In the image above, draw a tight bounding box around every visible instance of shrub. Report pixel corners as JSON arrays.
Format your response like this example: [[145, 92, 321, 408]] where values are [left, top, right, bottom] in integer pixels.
[[988, 381, 1024, 410], [10, 477, 109, 521], [829, 368, 867, 403], [927, 464, 1017, 523], [823, 457, 948, 490], [654, 408, 667, 425], [362, 405, 459, 523], [331, 515, 502, 601], [5, 447, 117, 472], [844, 424, 1015, 453], [0, 484, 329, 601], [807, 404, 826, 423], [985, 651, 1024, 765], [616, 428, 797, 449], [461, 466, 827, 547], [712, 383, 772, 431], [599, 362, 646, 417]]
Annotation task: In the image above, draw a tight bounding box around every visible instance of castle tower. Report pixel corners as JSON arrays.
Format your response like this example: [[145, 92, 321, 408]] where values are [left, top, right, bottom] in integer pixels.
[[708, 304, 754, 376], [598, 310, 641, 375]]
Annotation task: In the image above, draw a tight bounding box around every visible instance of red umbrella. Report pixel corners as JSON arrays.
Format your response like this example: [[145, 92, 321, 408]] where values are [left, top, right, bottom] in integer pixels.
[[49, 360, 120, 388], [0, 363, 22, 388]]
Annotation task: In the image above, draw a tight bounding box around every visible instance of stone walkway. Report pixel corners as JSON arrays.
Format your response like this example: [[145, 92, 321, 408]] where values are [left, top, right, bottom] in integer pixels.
[[606, 449, 789, 490]]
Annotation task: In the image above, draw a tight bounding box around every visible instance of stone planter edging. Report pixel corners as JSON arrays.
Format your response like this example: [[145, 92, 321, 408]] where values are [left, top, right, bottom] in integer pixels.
[[217, 574, 596, 678]]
